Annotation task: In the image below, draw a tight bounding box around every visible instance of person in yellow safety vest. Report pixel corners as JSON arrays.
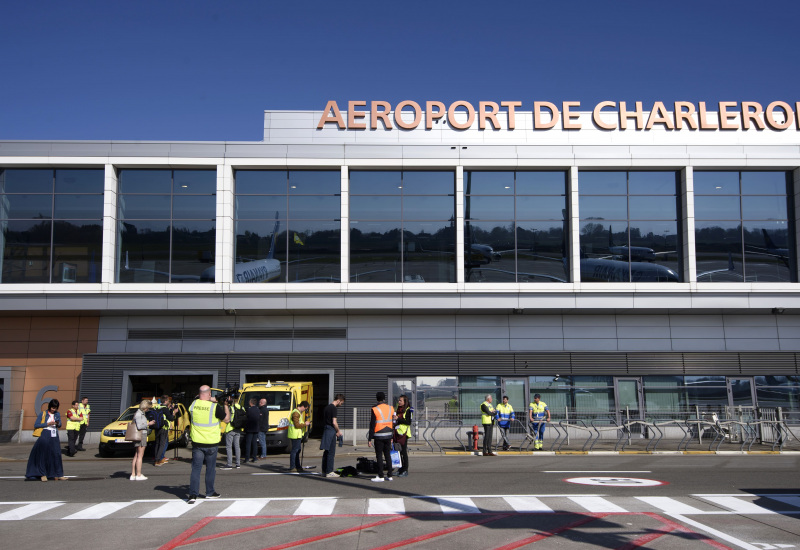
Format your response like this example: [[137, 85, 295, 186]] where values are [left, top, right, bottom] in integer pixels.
[[77, 397, 90, 451], [393, 395, 413, 477], [496, 396, 515, 451], [156, 395, 180, 465], [288, 400, 311, 473], [187, 385, 229, 503], [529, 393, 551, 450], [480, 394, 498, 456], [65, 400, 83, 457], [221, 398, 244, 470], [367, 391, 395, 482]]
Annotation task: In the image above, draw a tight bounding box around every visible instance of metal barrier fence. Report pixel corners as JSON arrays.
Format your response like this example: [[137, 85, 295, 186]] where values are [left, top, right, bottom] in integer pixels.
[[345, 406, 799, 453]]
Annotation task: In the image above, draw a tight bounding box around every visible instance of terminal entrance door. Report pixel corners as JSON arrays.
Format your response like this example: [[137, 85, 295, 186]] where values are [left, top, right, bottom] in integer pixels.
[[389, 378, 416, 439], [501, 378, 528, 422], [727, 377, 757, 425], [615, 377, 644, 436]]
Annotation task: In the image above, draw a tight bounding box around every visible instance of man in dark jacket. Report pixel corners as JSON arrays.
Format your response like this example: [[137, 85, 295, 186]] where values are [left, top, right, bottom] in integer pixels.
[[244, 398, 261, 463], [258, 398, 269, 459]]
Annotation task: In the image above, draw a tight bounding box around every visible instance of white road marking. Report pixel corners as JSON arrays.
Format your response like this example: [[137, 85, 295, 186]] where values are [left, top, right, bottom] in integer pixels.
[[668, 513, 762, 550], [368, 498, 405, 515], [636, 496, 706, 515], [217, 499, 270, 516], [503, 496, 553, 513], [140, 500, 198, 518], [293, 498, 337, 515], [62, 502, 133, 520], [568, 496, 628, 513], [542, 471, 651, 473], [0, 502, 63, 520], [437, 497, 480, 514], [701, 496, 777, 514], [251, 472, 320, 476]]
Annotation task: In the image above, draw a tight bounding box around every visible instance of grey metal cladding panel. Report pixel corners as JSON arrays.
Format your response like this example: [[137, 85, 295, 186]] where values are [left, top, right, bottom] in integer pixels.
[[230, 354, 290, 370], [630, 364, 685, 375], [289, 353, 346, 369], [286, 144, 345, 159], [683, 364, 741, 375], [402, 354, 458, 374], [225, 144, 288, 158], [458, 353, 515, 371], [169, 143, 226, 157], [110, 142, 173, 156], [49, 142, 113, 156], [571, 365, 629, 375], [0, 142, 54, 155]]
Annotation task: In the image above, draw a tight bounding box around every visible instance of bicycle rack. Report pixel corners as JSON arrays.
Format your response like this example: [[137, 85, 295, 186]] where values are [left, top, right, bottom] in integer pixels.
[[558, 420, 593, 452]]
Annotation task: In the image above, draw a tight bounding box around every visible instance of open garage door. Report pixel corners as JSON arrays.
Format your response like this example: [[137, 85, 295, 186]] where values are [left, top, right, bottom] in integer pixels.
[[242, 371, 331, 438]]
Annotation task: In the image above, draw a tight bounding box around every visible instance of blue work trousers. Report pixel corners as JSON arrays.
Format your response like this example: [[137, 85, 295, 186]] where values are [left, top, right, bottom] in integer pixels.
[[189, 446, 217, 497]]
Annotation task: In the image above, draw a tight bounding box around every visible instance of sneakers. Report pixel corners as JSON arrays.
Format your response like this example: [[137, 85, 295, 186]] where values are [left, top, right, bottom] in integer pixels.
[[187, 495, 197, 504], [221, 465, 233, 470], [154, 460, 164, 467], [325, 471, 340, 478], [235, 464, 241, 469], [206, 492, 221, 499], [386, 476, 393, 481], [136, 475, 148, 481], [129, 474, 136, 481], [397, 471, 408, 477], [371, 476, 384, 482]]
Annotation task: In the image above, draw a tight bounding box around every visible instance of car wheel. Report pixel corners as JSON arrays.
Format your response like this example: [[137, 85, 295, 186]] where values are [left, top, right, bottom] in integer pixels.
[[99, 444, 114, 458], [180, 428, 190, 448]]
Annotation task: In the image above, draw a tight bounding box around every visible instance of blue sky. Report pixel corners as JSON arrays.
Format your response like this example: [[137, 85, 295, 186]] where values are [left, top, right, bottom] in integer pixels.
[[1, 0, 797, 141]]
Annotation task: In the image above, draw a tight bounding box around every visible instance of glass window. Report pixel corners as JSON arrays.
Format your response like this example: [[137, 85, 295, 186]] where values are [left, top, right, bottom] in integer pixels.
[[1, 168, 103, 283], [234, 170, 341, 283], [55, 169, 104, 194], [695, 171, 794, 283], [0, 169, 53, 194], [351, 171, 455, 283], [117, 169, 217, 283], [579, 171, 681, 283], [466, 170, 569, 283]]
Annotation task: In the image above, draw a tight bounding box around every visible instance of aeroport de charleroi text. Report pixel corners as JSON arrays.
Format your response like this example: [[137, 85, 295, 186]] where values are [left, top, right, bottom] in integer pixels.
[[317, 100, 800, 131]]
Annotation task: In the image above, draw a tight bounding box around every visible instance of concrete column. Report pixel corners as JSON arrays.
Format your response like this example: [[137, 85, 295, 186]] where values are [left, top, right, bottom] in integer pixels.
[[568, 166, 580, 283], [681, 166, 696, 283], [101, 164, 118, 285]]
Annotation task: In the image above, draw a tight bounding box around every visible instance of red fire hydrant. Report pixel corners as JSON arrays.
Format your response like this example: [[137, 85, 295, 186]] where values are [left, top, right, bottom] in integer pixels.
[[472, 425, 480, 451]]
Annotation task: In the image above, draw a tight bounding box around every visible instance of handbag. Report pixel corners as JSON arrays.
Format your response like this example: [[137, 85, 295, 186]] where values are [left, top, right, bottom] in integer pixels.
[[125, 420, 142, 442], [32, 412, 47, 437], [390, 445, 402, 469]]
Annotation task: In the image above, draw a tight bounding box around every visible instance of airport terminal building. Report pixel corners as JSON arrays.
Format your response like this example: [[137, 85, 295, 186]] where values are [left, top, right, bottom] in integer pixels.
[[2, 100, 800, 433]]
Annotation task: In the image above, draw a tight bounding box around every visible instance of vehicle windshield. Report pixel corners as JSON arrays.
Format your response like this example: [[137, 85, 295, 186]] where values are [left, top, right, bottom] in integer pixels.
[[239, 391, 292, 411], [117, 408, 138, 421]]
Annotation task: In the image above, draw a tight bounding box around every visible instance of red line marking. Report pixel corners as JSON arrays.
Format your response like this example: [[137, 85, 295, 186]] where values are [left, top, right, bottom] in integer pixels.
[[183, 516, 308, 546], [261, 515, 409, 550], [644, 513, 733, 550], [615, 527, 676, 550], [158, 516, 215, 550], [373, 513, 513, 550], [493, 513, 606, 550]]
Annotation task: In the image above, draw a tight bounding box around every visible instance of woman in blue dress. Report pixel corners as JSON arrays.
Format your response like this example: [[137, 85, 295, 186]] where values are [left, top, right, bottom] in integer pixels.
[[26, 399, 67, 481]]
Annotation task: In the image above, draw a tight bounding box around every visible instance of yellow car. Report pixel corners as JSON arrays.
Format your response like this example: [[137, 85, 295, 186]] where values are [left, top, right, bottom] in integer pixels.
[[98, 402, 190, 457]]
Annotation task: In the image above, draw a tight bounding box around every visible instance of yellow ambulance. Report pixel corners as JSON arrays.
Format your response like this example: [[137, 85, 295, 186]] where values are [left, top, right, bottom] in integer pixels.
[[237, 381, 313, 453]]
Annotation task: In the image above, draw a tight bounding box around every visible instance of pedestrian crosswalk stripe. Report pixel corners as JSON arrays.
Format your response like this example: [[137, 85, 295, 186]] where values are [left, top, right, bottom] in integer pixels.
[[140, 500, 196, 518], [62, 502, 133, 520], [635, 497, 705, 515], [0, 502, 63, 521], [700, 496, 777, 514], [503, 496, 553, 513], [436, 497, 479, 514], [217, 499, 270, 517], [293, 498, 337, 515], [368, 498, 405, 515], [568, 496, 627, 513]]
